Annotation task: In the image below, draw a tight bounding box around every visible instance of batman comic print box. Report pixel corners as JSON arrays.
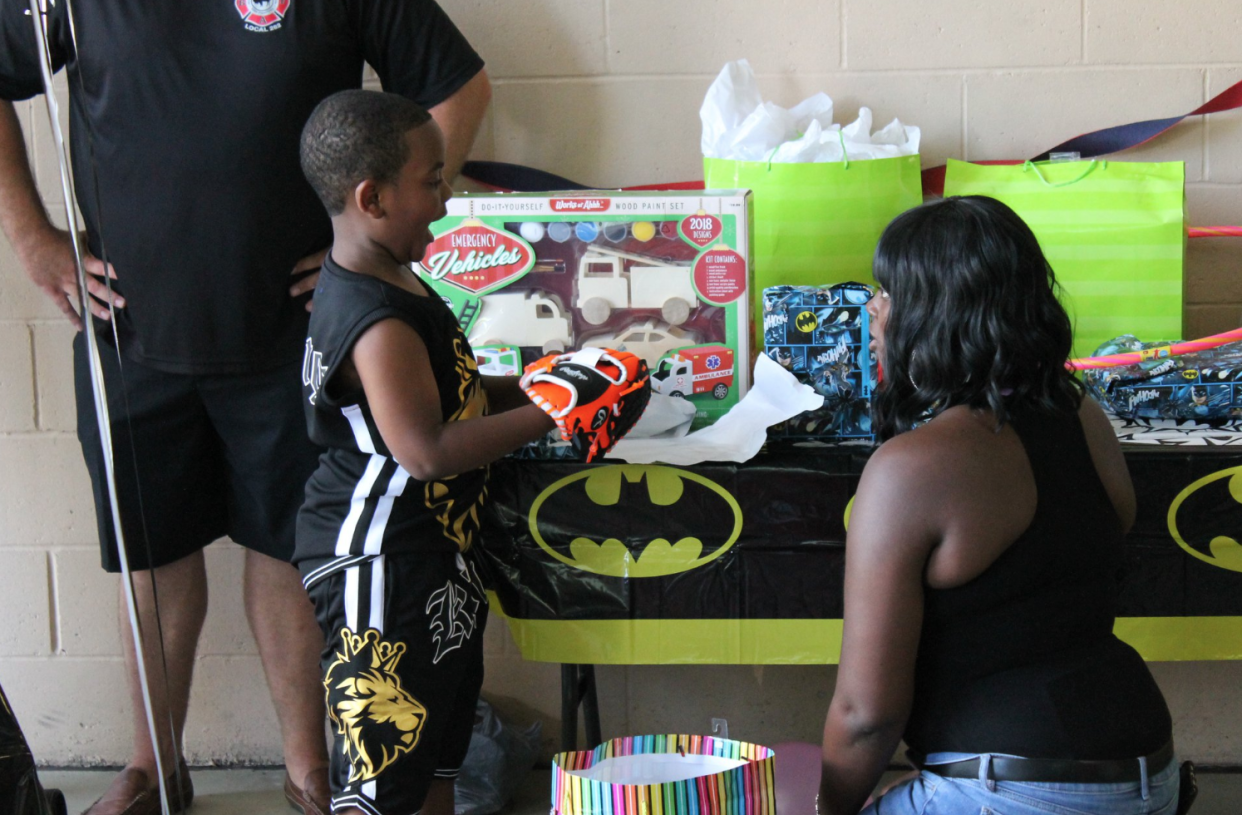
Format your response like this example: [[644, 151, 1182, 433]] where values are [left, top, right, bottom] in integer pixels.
[[764, 283, 877, 441], [416, 191, 753, 434]]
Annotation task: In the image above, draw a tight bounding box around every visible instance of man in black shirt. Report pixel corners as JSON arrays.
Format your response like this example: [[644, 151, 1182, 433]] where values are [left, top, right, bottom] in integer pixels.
[[0, 4, 489, 814]]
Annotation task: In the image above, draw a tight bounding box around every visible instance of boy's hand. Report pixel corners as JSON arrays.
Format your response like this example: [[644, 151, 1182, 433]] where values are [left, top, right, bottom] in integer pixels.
[[520, 347, 651, 462]]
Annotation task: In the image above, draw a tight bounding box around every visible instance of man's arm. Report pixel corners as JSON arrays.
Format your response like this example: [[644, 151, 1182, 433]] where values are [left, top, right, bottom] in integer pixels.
[[0, 101, 48, 250], [0, 99, 119, 329], [428, 69, 491, 182]]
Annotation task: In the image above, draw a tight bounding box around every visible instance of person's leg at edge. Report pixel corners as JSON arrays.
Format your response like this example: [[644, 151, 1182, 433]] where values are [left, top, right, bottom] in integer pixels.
[[244, 548, 330, 786], [421, 778, 456, 815], [121, 550, 208, 781]]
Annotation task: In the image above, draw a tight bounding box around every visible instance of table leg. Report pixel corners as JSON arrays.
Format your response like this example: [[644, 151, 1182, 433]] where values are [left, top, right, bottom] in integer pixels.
[[560, 663, 603, 751], [581, 665, 602, 746]]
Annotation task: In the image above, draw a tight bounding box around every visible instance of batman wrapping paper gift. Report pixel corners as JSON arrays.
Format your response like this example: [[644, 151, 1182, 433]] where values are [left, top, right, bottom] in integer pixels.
[[763, 283, 876, 441], [553, 734, 775, 815], [1084, 335, 1242, 422]]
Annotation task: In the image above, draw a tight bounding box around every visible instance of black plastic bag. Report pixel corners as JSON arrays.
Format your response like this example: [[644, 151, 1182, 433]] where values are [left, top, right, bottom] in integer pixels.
[[454, 699, 541, 815], [0, 683, 64, 815]]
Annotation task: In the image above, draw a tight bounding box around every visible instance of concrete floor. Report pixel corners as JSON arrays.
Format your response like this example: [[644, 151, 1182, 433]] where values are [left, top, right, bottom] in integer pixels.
[[36, 765, 1242, 815]]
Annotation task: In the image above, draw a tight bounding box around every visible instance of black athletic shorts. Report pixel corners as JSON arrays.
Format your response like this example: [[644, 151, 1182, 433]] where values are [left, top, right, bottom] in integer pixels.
[[73, 332, 322, 572], [307, 552, 488, 815]]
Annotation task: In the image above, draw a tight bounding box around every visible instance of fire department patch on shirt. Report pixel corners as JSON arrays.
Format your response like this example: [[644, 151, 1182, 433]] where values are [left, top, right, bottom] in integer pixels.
[[235, 0, 290, 32]]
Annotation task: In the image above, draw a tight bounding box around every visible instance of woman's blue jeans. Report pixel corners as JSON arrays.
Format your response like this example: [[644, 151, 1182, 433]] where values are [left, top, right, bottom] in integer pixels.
[[862, 753, 1180, 815]]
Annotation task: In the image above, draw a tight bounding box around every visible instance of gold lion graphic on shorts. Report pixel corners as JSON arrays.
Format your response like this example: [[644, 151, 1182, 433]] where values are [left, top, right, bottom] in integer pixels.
[[324, 627, 428, 783]]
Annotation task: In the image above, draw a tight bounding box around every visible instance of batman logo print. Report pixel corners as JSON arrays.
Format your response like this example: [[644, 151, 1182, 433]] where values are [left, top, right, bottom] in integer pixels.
[[794, 310, 818, 334], [1168, 465, 1242, 573], [529, 464, 743, 577]]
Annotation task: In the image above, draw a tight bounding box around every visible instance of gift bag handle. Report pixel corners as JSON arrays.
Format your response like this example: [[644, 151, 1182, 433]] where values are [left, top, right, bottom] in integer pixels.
[[1022, 158, 1106, 187]]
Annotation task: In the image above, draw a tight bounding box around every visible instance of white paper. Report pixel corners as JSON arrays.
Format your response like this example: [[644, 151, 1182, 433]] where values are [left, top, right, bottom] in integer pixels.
[[606, 354, 824, 465], [699, 59, 763, 158], [700, 60, 920, 163], [627, 392, 698, 439], [728, 101, 796, 161], [788, 92, 835, 133], [569, 753, 748, 783]]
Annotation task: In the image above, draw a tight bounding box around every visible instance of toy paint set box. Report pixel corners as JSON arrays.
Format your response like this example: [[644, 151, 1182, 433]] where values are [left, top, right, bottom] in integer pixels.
[[415, 190, 754, 433], [763, 283, 877, 441]]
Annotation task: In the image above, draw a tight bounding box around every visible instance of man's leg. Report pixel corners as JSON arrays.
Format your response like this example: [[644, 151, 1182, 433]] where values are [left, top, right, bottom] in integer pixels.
[[421, 779, 456, 815], [121, 550, 207, 777], [244, 548, 329, 785], [72, 333, 226, 814], [84, 551, 207, 815]]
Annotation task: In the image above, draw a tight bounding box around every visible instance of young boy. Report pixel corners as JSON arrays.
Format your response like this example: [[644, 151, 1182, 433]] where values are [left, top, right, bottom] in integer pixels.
[[293, 90, 560, 815]]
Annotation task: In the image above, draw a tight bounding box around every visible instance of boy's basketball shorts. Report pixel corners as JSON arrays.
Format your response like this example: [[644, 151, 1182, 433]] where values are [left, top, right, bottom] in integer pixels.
[[307, 550, 488, 815]]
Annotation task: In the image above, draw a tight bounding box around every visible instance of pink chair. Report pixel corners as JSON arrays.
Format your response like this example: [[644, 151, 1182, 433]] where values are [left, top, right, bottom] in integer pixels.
[[773, 741, 822, 815]]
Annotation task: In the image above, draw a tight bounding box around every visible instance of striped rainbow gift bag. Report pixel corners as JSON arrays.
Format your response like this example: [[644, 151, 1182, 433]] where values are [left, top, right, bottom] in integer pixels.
[[552, 734, 776, 815]]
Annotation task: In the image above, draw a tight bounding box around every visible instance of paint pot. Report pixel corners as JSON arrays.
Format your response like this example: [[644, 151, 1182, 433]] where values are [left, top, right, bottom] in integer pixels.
[[519, 222, 546, 243], [574, 221, 599, 242], [660, 220, 678, 239], [603, 222, 628, 243], [548, 222, 572, 243], [632, 221, 657, 242]]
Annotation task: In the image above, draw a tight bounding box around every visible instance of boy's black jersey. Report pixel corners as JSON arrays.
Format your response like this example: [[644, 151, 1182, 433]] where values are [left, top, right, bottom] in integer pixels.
[[295, 255, 488, 587], [0, 1, 482, 374]]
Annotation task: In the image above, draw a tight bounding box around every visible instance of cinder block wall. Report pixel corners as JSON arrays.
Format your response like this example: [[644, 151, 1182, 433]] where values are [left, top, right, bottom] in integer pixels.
[[2, 1, 1241, 766]]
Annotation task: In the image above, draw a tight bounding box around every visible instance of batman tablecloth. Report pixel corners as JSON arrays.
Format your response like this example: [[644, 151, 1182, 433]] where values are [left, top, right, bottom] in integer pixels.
[[479, 446, 1242, 664]]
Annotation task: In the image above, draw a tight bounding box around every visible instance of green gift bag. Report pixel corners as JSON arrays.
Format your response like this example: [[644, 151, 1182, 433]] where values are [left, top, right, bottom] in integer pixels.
[[943, 158, 1185, 361], [704, 154, 922, 319]]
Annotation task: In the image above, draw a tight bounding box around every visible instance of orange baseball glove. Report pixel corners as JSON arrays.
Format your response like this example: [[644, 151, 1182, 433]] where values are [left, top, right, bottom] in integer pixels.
[[520, 347, 651, 462]]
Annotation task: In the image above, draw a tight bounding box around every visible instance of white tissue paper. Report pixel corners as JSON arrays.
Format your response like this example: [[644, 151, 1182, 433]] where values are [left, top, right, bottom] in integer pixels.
[[626, 393, 698, 440], [606, 354, 824, 466], [700, 59, 920, 163], [700, 59, 764, 155]]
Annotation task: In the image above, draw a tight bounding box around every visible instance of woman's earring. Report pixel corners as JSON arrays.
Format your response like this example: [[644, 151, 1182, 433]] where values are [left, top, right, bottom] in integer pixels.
[[908, 350, 921, 391]]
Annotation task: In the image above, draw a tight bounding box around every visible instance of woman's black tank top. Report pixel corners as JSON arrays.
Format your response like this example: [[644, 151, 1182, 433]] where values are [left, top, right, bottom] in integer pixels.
[[903, 403, 1172, 760]]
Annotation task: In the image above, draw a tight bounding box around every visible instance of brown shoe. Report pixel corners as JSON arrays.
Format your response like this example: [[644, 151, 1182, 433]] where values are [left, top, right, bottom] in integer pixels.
[[82, 759, 193, 815], [283, 767, 331, 815]]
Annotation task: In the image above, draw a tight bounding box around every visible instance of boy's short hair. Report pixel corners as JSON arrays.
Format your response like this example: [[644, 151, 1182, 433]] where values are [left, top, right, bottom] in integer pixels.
[[300, 89, 433, 216]]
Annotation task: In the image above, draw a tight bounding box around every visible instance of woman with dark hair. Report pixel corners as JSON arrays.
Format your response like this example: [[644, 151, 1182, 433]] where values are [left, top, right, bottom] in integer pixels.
[[817, 196, 1178, 815]]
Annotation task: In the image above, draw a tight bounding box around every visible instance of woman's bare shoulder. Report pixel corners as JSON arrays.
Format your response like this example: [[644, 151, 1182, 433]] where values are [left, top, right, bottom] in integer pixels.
[[869, 406, 1032, 518], [863, 407, 996, 498], [874, 406, 1003, 465]]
